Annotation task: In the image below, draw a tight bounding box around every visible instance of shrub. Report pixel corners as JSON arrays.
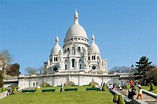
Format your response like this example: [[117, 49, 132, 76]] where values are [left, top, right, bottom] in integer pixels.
[[35, 87, 39, 91], [1, 87, 6, 92], [64, 81, 75, 86], [125, 84, 130, 89], [113, 94, 118, 102], [41, 82, 50, 87], [117, 95, 125, 104], [12, 87, 17, 94], [89, 81, 99, 87], [150, 83, 155, 91], [102, 85, 107, 91]]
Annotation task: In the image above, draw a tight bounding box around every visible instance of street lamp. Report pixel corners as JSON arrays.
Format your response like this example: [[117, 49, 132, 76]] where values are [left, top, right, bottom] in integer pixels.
[[131, 64, 134, 82]]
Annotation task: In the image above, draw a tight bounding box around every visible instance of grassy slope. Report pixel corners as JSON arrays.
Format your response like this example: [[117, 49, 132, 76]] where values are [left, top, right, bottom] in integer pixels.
[[142, 86, 157, 94], [0, 86, 114, 104]]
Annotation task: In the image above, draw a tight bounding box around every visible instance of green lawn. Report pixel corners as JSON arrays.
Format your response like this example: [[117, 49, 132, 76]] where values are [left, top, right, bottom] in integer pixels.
[[0, 86, 114, 104], [142, 86, 157, 94]]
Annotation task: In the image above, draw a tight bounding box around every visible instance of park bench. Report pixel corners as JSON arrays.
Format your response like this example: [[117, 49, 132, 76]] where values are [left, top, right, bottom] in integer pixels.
[[42, 89, 55, 92], [21, 90, 35, 93], [64, 88, 78, 92], [86, 88, 100, 91]]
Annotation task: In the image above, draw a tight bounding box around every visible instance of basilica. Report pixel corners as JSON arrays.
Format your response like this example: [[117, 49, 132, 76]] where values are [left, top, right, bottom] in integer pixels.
[[44, 11, 108, 74]]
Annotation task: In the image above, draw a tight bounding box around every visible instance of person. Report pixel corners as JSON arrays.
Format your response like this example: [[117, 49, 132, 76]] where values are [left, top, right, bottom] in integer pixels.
[[7, 86, 11, 96], [129, 80, 134, 86], [121, 81, 125, 90], [60, 83, 64, 92], [128, 85, 136, 100], [136, 85, 142, 100]]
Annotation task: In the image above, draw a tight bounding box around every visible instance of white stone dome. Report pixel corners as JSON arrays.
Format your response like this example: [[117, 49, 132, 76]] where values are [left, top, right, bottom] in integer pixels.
[[89, 35, 100, 54], [64, 11, 88, 46], [65, 23, 87, 39], [51, 37, 63, 54]]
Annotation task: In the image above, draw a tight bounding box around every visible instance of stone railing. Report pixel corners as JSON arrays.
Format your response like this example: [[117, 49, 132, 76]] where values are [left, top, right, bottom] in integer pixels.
[[142, 89, 157, 98]]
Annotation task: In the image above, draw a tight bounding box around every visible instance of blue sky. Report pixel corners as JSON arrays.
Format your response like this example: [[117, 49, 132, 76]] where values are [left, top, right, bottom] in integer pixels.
[[0, 0, 157, 74]]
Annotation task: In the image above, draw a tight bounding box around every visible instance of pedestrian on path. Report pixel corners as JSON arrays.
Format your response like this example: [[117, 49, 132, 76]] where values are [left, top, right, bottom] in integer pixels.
[[60, 83, 64, 92], [7, 86, 11, 96], [136, 85, 142, 100], [128, 85, 136, 100]]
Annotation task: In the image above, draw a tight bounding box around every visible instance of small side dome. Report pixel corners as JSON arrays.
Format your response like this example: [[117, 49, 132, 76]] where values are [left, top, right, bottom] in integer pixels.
[[51, 37, 63, 54], [89, 35, 100, 54]]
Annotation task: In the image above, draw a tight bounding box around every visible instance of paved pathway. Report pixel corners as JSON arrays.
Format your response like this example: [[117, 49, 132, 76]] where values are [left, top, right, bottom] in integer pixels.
[[0, 91, 7, 99], [117, 89, 157, 104]]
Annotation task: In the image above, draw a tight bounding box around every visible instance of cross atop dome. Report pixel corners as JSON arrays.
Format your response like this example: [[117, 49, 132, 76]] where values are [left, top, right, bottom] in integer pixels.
[[55, 36, 59, 44], [92, 34, 95, 43], [74, 10, 79, 24]]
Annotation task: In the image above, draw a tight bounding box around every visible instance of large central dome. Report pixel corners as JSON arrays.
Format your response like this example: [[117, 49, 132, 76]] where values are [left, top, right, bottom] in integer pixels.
[[65, 23, 87, 39], [64, 11, 88, 47]]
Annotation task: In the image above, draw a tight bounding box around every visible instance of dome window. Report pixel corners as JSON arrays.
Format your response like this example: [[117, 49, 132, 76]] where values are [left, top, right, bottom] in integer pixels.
[[50, 58, 52, 62], [92, 56, 95, 60], [88, 56, 90, 60], [64, 49, 67, 53], [54, 57, 58, 61], [78, 47, 81, 51]]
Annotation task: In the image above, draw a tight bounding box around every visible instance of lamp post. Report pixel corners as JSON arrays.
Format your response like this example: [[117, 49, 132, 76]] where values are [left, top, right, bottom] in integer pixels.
[[131, 64, 134, 82]]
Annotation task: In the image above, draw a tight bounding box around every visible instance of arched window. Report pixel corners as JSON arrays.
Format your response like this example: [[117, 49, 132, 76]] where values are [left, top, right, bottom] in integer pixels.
[[50, 58, 52, 62], [72, 59, 75, 68], [79, 64, 81, 69], [65, 65, 67, 70]]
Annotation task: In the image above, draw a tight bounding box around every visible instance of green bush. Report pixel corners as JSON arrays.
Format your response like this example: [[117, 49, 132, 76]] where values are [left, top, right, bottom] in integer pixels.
[[12, 87, 17, 94], [89, 81, 99, 87], [41, 82, 50, 87], [117, 95, 125, 104], [35, 87, 39, 91], [64, 81, 75, 86], [102, 85, 107, 91], [125, 84, 130, 90], [150, 83, 155, 91], [1, 87, 6, 92], [113, 94, 118, 102]]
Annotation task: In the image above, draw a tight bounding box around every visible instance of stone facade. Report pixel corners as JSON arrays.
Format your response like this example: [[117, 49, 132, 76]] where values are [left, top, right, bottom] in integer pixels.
[[44, 11, 108, 74]]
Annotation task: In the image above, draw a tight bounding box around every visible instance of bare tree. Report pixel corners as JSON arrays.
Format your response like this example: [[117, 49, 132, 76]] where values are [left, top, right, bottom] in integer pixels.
[[26, 67, 38, 75], [0, 50, 12, 68]]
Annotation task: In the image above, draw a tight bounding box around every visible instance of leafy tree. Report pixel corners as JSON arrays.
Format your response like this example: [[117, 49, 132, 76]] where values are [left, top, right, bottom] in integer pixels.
[[0, 71, 3, 87], [6, 63, 21, 76], [150, 67, 157, 85], [135, 56, 154, 85]]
